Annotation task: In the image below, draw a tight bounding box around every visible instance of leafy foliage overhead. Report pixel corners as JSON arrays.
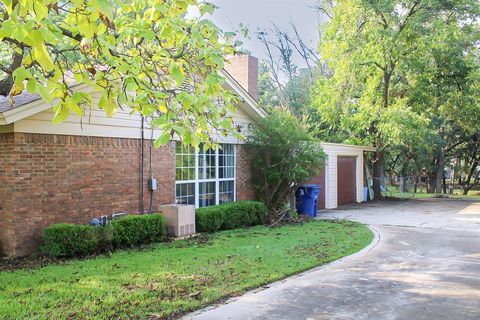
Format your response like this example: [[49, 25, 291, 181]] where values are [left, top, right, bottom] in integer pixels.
[[0, 0, 241, 147]]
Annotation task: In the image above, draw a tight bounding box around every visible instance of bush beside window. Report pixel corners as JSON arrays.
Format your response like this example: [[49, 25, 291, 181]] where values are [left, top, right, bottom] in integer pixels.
[[42, 214, 166, 257], [196, 201, 268, 233]]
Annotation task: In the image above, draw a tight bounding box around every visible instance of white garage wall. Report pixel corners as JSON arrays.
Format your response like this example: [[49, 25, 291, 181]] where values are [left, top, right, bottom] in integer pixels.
[[321, 143, 374, 209]]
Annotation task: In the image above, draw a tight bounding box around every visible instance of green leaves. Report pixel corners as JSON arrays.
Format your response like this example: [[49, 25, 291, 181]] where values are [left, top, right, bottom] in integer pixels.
[[94, 0, 114, 19], [315, 0, 480, 181], [12, 67, 32, 85], [169, 64, 185, 87], [154, 131, 172, 148], [32, 1, 49, 22], [98, 91, 117, 117], [32, 42, 55, 71], [0, 0, 240, 149], [247, 108, 325, 213], [199, 2, 217, 15]]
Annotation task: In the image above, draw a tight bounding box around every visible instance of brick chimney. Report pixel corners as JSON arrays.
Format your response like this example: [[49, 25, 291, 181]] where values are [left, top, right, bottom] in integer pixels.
[[224, 55, 259, 101]]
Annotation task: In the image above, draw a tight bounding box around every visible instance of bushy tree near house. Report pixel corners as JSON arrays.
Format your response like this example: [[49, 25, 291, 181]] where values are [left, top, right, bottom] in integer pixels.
[[247, 108, 325, 223], [0, 0, 241, 147]]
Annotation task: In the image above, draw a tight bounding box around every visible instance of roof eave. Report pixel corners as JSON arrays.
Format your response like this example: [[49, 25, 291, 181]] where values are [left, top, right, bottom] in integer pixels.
[[0, 83, 92, 124], [220, 70, 266, 124], [321, 142, 376, 152]]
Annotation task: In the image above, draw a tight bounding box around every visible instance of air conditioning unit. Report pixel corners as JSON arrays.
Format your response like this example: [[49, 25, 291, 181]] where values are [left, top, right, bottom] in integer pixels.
[[159, 204, 196, 238]]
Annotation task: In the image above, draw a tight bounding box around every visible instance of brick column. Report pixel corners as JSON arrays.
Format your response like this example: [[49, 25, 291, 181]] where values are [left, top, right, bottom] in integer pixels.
[[235, 144, 255, 201]]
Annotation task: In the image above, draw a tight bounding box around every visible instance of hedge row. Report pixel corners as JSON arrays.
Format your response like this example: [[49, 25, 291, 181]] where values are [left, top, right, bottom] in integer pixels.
[[42, 214, 166, 258], [196, 201, 267, 233], [43, 201, 268, 257]]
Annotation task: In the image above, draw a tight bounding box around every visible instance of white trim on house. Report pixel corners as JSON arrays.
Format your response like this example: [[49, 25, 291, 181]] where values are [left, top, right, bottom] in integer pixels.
[[321, 142, 375, 152], [0, 74, 265, 143]]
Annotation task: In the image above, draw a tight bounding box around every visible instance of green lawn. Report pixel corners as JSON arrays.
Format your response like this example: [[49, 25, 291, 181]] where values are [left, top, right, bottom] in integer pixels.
[[385, 188, 480, 200], [0, 220, 371, 319]]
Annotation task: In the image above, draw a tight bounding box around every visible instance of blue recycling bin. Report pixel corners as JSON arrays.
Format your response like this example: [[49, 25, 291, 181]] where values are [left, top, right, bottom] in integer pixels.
[[296, 184, 321, 218]]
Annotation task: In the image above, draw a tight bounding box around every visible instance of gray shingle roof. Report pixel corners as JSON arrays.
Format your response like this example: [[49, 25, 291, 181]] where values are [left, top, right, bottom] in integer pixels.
[[0, 91, 41, 113]]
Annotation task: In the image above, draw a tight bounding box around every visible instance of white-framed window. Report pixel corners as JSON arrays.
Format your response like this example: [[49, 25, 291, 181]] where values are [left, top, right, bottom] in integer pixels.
[[175, 142, 236, 208]]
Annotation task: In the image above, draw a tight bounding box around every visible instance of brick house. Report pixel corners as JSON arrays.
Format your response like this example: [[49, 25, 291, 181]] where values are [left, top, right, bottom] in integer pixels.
[[0, 55, 374, 257], [0, 56, 265, 257]]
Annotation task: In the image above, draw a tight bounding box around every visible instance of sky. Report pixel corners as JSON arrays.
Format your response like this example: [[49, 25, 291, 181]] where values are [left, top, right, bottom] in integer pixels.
[[207, 0, 322, 66]]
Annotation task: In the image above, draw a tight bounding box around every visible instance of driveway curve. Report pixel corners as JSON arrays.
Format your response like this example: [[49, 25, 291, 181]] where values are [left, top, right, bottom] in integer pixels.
[[184, 198, 480, 320]]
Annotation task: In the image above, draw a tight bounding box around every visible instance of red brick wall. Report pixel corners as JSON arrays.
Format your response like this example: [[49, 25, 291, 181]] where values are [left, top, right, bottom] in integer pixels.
[[236, 144, 255, 201], [0, 133, 16, 256], [1, 133, 175, 257], [1, 133, 254, 257]]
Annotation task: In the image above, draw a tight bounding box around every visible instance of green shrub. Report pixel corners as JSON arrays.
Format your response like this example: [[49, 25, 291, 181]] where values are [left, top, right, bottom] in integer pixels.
[[196, 201, 267, 233], [111, 214, 166, 248], [42, 224, 99, 257], [195, 206, 226, 233], [42, 214, 166, 257], [247, 108, 325, 222], [95, 226, 114, 253]]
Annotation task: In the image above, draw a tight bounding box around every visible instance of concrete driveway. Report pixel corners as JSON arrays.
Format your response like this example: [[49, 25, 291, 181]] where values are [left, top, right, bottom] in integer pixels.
[[184, 199, 480, 320]]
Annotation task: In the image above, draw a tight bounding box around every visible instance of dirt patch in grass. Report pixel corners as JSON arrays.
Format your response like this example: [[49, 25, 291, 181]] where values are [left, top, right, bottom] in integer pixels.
[[0, 255, 69, 272], [0, 220, 372, 320]]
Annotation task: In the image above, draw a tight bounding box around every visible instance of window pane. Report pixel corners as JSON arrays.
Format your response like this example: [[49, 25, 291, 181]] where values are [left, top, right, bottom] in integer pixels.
[[176, 142, 195, 182], [199, 182, 216, 207], [219, 144, 235, 179], [175, 142, 236, 208], [219, 180, 234, 204], [198, 144, 216, 180], [176, 183, 195, 205]]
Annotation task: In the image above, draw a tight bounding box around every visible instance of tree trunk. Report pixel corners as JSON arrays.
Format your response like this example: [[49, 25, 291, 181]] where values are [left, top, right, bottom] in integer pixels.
[[0, 52, 24, 96], [414, 173, 418, 193], [449, 162, 455, 194], [428, 174, 436, 193], [435, 149, 445, 194], [382, 72, 391, 109], [372, 150, 385, 200], [400, 157, 410, 192], [463, 159, 479, 195]]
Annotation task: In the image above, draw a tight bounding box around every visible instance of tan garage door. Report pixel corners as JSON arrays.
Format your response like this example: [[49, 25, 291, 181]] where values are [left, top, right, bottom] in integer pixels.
[[337, 156, 356, 206]]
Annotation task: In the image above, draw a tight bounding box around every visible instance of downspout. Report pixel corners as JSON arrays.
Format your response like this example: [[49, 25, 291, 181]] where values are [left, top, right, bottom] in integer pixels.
[[140, 116, 145, 214], [148, 122, 155, 214]]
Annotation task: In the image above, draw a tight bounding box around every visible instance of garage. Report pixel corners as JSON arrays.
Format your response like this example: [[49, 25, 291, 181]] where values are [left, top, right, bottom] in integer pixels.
[[306, 166, 326, 209], [306, 143, 375, 209], [337, 156, 357, 206], [308, 143, 375, 209]]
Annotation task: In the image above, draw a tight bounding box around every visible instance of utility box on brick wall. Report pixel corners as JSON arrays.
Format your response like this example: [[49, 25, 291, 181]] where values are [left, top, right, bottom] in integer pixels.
[[159, 204, 196, 238]]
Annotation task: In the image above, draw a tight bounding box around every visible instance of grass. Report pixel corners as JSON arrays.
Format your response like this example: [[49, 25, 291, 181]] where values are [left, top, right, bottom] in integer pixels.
[[0, 220, 372, 320], [384, 188, 480, 200]]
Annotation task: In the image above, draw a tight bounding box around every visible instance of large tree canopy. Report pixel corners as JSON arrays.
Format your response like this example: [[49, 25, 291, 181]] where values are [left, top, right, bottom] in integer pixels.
[[0, 0, 241, 147], [314, 0, 480, 197]]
